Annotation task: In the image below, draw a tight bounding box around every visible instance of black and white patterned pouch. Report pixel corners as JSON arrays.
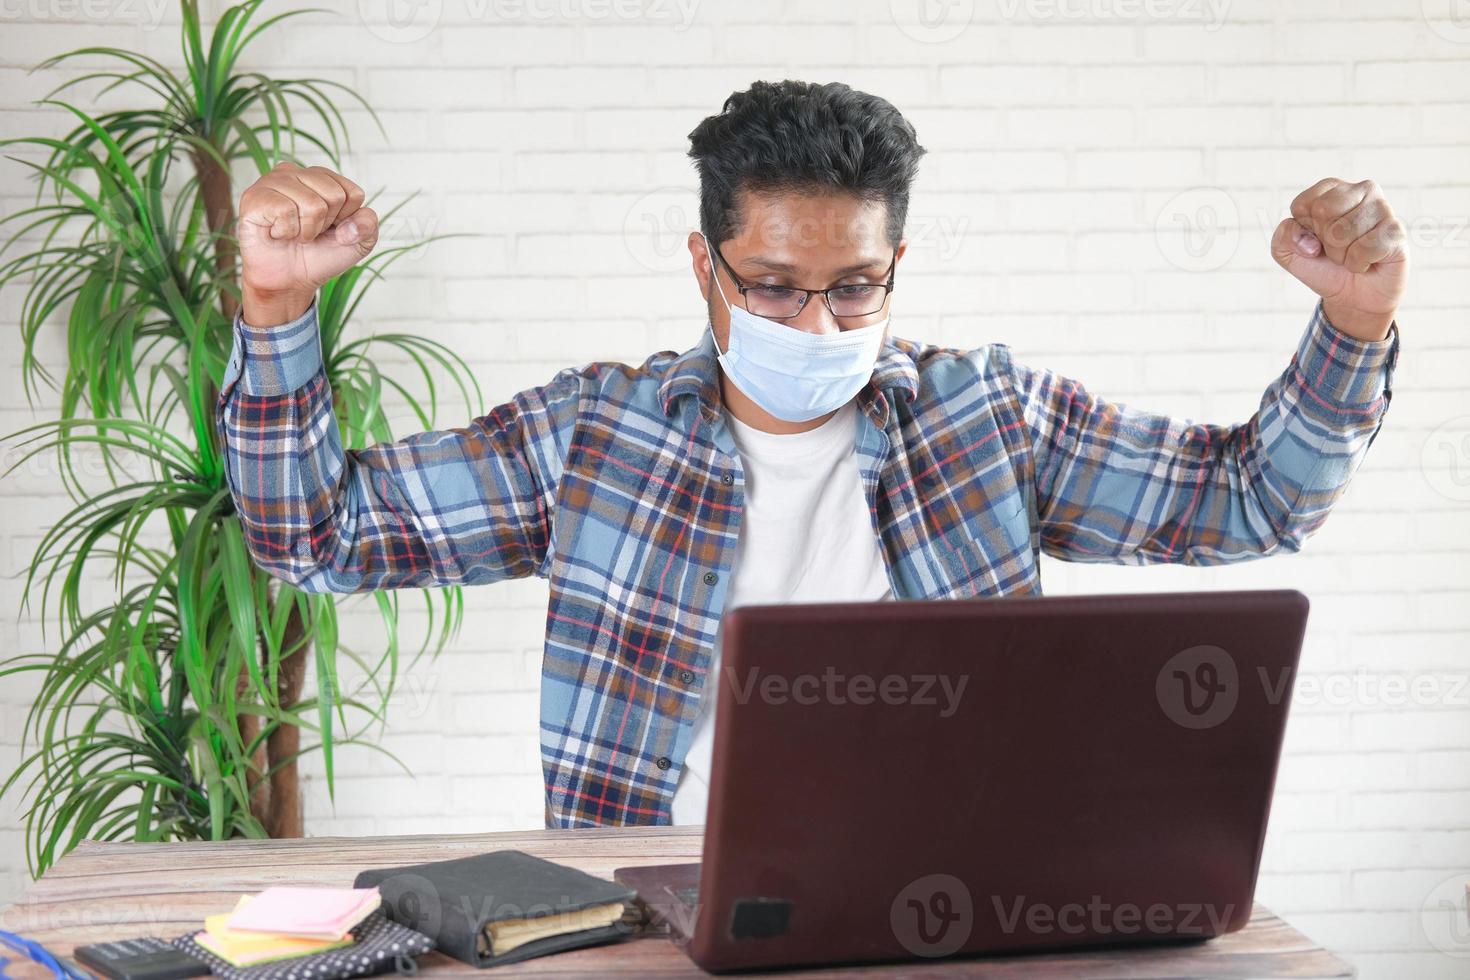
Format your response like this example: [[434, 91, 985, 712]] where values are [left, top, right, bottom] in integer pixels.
[[172, 908, 434, 980]]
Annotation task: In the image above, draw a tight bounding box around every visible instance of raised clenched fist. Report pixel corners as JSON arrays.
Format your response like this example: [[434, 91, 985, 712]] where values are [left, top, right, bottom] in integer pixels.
[[238, 162, 379, 325], [1271, 177, 1408, 343]]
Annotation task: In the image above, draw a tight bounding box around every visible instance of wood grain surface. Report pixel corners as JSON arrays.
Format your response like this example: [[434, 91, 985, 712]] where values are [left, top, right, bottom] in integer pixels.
[[0, 827, 1353, 978]]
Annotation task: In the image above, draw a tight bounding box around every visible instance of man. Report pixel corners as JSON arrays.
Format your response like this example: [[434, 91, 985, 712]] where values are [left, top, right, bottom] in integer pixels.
[[219, 80, 1403, 829]]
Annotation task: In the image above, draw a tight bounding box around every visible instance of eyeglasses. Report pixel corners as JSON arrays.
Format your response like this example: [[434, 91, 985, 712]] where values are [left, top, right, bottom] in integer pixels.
[[712, 244, 896, 320], [0, 929, 92, 980]]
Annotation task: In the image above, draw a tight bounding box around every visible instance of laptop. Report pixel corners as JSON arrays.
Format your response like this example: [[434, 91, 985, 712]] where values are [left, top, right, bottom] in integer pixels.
[[614, 589, 1308, 973]]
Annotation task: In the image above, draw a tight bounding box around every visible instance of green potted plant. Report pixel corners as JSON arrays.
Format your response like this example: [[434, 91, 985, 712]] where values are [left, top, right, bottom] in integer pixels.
[[0, 0, 478, 873]]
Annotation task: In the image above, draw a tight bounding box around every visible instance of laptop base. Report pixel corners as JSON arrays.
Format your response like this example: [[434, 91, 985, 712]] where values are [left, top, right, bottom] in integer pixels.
[[614, 863, 701, 944]]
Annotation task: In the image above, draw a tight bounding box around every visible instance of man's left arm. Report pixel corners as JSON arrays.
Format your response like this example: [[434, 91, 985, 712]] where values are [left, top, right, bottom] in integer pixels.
[[1015, 178, 1406, 566]]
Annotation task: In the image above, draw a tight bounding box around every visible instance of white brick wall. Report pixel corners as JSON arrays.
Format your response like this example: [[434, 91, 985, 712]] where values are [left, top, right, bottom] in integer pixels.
[[2, 1, 1468, 977]]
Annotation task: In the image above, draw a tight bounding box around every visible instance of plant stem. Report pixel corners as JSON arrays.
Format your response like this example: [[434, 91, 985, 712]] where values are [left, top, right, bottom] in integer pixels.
[[191, 142, 309, 839], [267, 599, 308, 838], [193, 146, 239, 324]]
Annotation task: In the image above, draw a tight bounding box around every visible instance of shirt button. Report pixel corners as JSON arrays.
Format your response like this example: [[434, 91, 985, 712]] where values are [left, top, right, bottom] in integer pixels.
[[679, 669, 695, 685], [655, 756, 672, 771], [703, 571, 719, 586], [721, 472, 734, 485]]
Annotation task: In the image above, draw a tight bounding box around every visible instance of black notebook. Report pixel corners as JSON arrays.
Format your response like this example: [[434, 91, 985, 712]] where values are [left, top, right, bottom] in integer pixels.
[[353, 850, 637, 968]]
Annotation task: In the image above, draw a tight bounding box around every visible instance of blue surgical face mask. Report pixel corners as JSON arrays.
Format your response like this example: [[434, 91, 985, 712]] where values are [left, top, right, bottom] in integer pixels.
[[704, 234, 889, 423]]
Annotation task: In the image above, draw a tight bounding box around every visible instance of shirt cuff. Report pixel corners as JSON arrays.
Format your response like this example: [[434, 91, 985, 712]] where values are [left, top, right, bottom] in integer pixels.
[[223, 297, 325, 396], [1292, 299, 1399, 413]]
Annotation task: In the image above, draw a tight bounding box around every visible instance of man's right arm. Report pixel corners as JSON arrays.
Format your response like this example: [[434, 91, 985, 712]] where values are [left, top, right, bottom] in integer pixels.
[[219, 161, 576, 593], [216, 297, 581, 593]]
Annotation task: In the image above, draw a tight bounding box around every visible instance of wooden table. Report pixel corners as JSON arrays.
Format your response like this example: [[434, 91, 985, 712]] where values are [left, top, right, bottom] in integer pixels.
[[0, 827, 1352, 978]]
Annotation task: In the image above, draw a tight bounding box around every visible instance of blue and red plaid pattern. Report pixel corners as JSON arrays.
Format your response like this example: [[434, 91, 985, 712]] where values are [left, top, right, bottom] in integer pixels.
[[217, 301, 1397, 827]]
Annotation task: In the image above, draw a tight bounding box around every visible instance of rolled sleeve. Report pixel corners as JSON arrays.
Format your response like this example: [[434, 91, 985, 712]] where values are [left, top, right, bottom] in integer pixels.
[[1294, 299, 1399, 414], [223, 297, 325, 397], [1013, 299, 1399, 566]]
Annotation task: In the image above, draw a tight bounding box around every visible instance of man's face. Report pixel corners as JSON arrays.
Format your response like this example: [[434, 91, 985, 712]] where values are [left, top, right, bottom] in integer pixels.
[[690, 189, 906, 353]]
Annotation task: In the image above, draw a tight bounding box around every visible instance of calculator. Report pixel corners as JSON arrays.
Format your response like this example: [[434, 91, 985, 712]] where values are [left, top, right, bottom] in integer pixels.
[[73, 937, 210, 980]]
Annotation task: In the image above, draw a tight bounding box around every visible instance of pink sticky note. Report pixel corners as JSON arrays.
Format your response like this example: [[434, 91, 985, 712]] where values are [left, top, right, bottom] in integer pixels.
[[226, 886, 380, 938]]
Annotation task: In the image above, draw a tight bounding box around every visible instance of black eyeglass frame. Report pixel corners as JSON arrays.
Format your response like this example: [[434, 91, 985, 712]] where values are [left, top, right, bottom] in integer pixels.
[[711, 243, 897, 320]]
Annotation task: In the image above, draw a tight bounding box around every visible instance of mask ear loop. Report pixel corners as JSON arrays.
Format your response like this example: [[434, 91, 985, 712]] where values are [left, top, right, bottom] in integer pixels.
[[701, 232, 734, 357]]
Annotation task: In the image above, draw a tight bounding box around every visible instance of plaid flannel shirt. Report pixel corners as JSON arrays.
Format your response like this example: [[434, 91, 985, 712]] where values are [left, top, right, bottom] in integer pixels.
[[217, 300, 1398, 827]]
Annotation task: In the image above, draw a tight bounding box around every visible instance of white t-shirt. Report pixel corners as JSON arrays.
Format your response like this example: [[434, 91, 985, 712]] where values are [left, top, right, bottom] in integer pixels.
[[669, 400, 895, 825]]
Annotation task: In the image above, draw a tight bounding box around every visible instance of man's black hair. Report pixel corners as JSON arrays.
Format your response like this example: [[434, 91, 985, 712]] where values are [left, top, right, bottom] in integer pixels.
[[687, 80, 926, 251]]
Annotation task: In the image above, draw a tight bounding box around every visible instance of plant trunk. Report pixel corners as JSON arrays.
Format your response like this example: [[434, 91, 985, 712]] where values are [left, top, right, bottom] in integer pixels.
[[266, 597, 308, 838], [242, 636, 270, 822], [194, 146, 239, 323], [193, 146, 307, 840]]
